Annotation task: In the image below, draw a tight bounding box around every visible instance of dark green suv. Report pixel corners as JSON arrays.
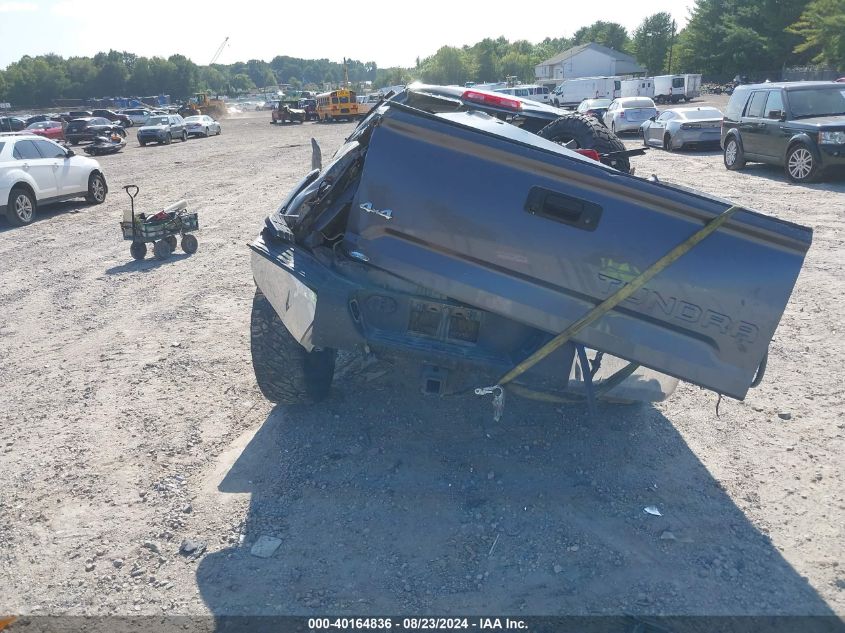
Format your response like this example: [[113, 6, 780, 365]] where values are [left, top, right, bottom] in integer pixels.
[[721, 81, 845, 183]]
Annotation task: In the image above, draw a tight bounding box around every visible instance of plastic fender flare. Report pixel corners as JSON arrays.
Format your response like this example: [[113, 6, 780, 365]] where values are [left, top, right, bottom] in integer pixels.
[[783, 133, 820, 164]]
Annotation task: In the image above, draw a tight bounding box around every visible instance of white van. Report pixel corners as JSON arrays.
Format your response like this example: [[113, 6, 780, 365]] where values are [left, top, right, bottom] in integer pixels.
[[620, 78, 654, 98], [653, 74, 702, 103], [494, 85, 551, 104], [356, 94, 382, 116], [552, 77, 621, 107]]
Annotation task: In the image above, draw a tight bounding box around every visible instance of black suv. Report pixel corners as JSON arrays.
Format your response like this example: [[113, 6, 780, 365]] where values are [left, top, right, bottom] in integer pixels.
[[721, 81, 845, 183], [64, 117, 127, 144]]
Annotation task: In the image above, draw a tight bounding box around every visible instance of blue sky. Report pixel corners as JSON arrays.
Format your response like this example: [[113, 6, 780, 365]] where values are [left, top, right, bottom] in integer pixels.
[[0, 0, 696, 69]]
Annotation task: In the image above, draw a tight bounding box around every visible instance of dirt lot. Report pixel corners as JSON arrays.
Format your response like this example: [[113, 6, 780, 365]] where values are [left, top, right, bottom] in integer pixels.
[[0, 104, 843, 627]]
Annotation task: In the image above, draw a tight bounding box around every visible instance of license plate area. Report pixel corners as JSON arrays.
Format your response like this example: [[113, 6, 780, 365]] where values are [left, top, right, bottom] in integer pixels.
[[408, 301, 481, 344]]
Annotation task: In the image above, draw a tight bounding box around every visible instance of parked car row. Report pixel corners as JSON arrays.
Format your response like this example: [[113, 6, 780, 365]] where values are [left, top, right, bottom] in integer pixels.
[[577, 80, 845, 183], [65, 117, 127, 145], [10, 107, 179, 131], [137, 113, 221, 146]]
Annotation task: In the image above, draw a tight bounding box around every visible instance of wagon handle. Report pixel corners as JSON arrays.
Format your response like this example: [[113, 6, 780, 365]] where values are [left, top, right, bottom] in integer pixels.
[[123, 185, 140, 238]]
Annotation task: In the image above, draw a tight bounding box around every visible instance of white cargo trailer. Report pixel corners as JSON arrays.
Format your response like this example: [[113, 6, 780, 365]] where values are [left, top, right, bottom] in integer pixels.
[[551, 76, 621, 107], [620, 78, 655, 98], [653, 74, 702, 103]]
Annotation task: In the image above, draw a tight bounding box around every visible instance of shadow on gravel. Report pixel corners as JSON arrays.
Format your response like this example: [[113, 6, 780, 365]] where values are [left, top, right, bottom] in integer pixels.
[[105, 253, 191, 274], [0, 200, 93, 232], [736, 164, 845, 191], [196, 368, 837, 626], [641, 145, 722, 156], [671, 145, 722, 155]]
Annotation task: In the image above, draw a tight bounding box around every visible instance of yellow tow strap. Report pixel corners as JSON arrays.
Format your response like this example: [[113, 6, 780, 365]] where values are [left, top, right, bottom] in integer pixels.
[[478, 204, 742, 407]]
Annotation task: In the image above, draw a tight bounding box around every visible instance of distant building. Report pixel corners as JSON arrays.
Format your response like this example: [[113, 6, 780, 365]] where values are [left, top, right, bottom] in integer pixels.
[[535, 42, 645, 85]]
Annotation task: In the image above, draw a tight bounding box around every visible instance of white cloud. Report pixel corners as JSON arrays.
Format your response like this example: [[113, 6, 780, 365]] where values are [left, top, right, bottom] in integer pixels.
[[0, 2, 37, 11]]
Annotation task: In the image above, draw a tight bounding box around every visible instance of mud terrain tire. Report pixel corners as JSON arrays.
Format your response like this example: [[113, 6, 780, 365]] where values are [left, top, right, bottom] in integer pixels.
[[538, 113, 631, 174], [250, 288, 336, 404]]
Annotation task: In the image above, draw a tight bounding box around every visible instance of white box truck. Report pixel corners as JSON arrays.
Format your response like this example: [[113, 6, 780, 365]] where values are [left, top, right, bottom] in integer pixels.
[[551, 77, 621, 107], [653, 74, 702, 103], [620, 78, 654, 98]]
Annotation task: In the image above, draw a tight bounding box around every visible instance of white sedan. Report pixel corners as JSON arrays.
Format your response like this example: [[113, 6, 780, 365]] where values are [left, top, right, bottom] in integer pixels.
[[183, 115, 222, 138], [603, 97, 658, 135], [0, 134, 107, 226]]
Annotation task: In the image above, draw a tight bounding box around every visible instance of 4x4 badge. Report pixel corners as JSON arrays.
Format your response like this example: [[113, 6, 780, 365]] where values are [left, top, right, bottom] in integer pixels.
[[360, 202, 393, 220]]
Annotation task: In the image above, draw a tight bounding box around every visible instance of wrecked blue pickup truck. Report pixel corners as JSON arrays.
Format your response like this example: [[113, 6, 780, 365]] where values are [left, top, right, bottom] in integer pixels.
[[248, 84, 812, 413]]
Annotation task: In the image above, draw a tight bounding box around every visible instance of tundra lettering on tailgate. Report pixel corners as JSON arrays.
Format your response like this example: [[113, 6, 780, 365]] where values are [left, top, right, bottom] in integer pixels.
[[598, 272, 759, 344]]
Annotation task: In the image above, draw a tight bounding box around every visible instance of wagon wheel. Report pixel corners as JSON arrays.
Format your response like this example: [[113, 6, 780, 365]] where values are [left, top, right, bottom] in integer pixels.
[[165, 235, 178, 252], [130, 242, 147, 260], [181, 234, 198, 254], [153, 239, 172, 260]]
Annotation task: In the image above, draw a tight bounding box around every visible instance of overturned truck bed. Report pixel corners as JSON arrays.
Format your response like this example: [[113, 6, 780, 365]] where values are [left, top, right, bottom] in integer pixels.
[[249, 88, 812, 407]]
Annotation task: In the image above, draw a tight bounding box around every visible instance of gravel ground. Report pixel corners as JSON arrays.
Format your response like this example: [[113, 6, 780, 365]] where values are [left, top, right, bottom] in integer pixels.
[[0, 103, 843, 626]]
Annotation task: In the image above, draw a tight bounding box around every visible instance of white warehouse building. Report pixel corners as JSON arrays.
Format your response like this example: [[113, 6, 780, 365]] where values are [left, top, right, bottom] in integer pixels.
[[535, 42, 645, 85]]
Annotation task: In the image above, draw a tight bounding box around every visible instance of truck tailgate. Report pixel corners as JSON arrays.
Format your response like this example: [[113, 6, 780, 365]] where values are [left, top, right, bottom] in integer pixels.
[[341, 106, 811, 399]]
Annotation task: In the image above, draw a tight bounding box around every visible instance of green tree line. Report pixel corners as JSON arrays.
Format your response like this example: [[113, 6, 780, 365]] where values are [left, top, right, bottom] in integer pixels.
[[1, 0, 842, 107], [0, 51, 387, 107], [417, 0, 841, 85]]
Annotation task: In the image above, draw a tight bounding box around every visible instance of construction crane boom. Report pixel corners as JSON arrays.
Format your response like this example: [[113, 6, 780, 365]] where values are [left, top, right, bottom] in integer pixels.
[[210, 37, 229, 65]]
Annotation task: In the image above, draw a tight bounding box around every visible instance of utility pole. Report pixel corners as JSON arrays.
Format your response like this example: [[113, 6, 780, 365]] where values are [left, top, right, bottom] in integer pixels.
[[667, 19, 676, 74]]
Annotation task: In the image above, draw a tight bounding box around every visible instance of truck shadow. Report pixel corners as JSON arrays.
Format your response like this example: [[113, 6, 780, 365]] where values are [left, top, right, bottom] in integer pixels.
[[196, 369, 837, 625]]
